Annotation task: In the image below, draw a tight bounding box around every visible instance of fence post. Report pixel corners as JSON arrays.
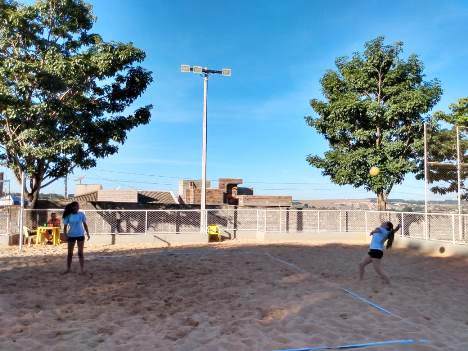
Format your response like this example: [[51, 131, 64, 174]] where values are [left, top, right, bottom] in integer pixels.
[[400, 213, 404, 238], [256, 209, 259, 233], [459, 214, 463, 242], [452, 214, 456, 244], [317, 211, 320, 232], [339, 210, 342, 232], [364, 212, 368, 234], [6, 208, 10, 236], [279, 209, 282, 232], [145, 210, 148, 235]]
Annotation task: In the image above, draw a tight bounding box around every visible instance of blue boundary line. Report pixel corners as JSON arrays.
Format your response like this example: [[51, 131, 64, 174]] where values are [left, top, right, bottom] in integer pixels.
[[341, 288, 396, 317], [274, 338, 430, 351]]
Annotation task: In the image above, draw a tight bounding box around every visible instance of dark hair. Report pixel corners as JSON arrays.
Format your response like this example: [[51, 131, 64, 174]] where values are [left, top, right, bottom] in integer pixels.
[[383, 221, 395, 249], [63, 201, 79, 219]]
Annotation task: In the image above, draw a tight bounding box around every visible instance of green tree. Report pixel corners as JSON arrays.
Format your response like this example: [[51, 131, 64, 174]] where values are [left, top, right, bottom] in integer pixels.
[[306, 37, 442, 210], [0, 0, 153, 207], [422, 98, 468, 199]]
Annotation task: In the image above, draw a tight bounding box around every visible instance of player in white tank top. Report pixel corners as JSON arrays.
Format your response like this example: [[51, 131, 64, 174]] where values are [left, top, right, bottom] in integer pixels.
[[359, 221, 400, 284]]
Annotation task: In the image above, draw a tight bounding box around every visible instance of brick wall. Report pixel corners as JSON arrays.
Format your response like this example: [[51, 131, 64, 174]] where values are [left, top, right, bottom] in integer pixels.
[[183, 188, 224, 205], [218, 178, 243, 191]]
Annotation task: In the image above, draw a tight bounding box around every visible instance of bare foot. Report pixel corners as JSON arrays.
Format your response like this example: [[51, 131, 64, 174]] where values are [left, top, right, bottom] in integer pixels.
[[61, 270, 70, 275]]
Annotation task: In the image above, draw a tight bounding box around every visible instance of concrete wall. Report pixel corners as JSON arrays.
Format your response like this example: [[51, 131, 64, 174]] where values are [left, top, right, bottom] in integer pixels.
[[226, 230, 368, 245], [393, 236, 468, 257], [237, 195, 293, 207]]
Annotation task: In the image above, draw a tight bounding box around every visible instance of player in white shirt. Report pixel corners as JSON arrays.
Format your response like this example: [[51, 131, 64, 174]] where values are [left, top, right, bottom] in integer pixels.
[[359, 221, 400, 284]]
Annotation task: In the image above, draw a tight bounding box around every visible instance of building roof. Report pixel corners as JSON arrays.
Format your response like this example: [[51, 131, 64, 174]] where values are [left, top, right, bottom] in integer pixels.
[[138, 191, 178, 204], [73, 189, 178, 205]]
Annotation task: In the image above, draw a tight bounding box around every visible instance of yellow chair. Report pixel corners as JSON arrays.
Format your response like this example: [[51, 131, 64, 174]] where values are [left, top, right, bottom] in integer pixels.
[[207, 224, 222, 241]]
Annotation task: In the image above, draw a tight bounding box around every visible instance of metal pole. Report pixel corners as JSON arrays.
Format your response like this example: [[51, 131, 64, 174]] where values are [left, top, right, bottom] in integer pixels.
[[400, 213, 404, 237], [317, 211, 320, 232], [200, 74, 208, 233], [339, 210, 342, 232], [64, 174, 68, 199], [456, 125, 463, 239], [365, 211, 368, 233], [18, 171, 25, 252], [452, 214, 456, 244], [424, 123, 429, 239], [424, 123, 429, 214], [456, 126, 462, 215], [145, 210, 148, 235]]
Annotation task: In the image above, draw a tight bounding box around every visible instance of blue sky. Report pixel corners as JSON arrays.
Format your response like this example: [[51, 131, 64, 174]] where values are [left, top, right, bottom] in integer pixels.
[[3, 0, 468, 200]]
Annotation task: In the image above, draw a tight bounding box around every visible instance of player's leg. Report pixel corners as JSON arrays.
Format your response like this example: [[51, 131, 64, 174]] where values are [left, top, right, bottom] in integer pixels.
[[77, 238, 85, 274], [63, 238, 75, 273], [359, 256, 372, 280], [371, 259, 390, 284]]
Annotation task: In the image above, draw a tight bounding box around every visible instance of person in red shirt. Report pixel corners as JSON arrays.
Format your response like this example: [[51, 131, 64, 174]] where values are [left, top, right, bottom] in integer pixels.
[[45, 213, 61, 243]]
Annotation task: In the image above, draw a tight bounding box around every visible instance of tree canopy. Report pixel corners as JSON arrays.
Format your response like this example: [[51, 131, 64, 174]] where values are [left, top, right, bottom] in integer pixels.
[[306, 37, 442, 210], [0, 0, 153, 207]]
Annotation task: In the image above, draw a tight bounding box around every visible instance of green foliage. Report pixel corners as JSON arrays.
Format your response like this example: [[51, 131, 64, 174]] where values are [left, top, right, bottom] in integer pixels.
[[306, 37, 442, 209], [422, 97, 468, 199], [0, 0, 153, 206]]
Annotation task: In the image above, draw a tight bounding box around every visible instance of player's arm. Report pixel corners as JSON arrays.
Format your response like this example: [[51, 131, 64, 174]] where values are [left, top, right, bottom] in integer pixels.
[[83, 221, 90, 240]]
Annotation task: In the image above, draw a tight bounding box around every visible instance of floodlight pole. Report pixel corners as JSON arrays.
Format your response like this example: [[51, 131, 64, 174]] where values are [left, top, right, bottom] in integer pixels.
[[456, 125, 462, 215], [424, 123, 429, 214], [201, 73, 208, 233], [181, 65, 231, 234], [423, 123, 429, 239]]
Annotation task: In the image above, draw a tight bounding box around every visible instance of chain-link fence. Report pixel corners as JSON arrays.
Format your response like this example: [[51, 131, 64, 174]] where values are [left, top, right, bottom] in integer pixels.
[[2, 208, 466, 245], [425, 124, 467, 214], [0, 208, 10, 235]]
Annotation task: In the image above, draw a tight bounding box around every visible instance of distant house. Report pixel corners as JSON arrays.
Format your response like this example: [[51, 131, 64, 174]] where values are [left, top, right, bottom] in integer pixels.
[[179, 178, 292, 207], [0, 195, 25, 207], [72, 186, 178, 208]]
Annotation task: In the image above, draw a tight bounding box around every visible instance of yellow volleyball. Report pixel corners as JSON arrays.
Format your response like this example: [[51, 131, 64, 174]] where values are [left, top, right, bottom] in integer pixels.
[[369, 166, 380, 176]]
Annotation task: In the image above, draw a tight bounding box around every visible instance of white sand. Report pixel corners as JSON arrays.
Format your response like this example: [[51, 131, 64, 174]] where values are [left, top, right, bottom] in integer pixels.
[[1, 242, 468, 350]]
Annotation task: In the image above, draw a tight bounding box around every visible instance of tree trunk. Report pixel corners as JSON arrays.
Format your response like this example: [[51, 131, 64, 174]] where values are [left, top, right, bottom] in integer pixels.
[[377, 191, 387, 211], [26, 175, 42, 209], [26, 189, 40, 209]]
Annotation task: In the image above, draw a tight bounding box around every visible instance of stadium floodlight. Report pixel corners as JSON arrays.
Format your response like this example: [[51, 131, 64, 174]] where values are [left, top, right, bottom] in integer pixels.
[[181, 64, 231, 233], [181, 64, 191, 73], [192, 66, 203, 74]]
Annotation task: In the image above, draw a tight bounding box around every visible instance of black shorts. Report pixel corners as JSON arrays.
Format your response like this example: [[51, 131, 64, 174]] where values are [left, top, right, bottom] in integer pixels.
[[67, 236, 85, 243], [368, 249, 384, 259]]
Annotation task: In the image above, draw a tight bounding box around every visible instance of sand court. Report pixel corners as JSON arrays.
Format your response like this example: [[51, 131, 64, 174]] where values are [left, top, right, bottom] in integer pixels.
[[1, 243, 468, 350]]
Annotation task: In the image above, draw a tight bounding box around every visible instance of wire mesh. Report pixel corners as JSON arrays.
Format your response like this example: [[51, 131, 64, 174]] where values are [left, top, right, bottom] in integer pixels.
[[1, 209, 465, 245], [0, 208, 9, 235], [426, 125, 467, 213]]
